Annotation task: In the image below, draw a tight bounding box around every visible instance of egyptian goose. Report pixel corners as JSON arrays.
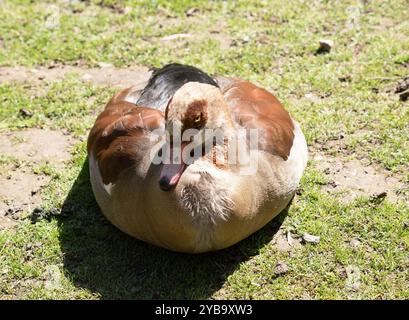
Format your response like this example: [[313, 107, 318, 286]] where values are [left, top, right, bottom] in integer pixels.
[[87, 63, 308, 253]]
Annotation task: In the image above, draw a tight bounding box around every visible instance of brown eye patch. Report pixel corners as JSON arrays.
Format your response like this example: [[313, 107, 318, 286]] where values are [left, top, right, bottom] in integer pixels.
[[183, 99, 208, 130]]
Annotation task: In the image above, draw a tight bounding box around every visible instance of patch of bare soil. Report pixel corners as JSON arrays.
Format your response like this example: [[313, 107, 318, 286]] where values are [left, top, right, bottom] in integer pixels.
[[0, 129, 74, 230], [0, 65, 151, 89], [0, 129, 73, 165], [271, 229, 302, 253], [312, 152, 404, 203], [0, 171, 50, 229]]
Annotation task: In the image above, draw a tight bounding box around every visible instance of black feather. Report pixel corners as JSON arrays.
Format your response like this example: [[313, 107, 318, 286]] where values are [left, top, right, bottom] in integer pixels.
[[136, 63, 219, 111]]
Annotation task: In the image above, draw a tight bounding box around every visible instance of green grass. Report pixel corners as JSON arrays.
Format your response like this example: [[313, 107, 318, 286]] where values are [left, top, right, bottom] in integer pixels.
[[0, 0, 408, 299]]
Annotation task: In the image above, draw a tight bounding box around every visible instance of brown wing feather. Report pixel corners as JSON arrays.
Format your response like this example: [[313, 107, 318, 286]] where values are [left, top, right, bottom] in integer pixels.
[[218, 77, 295, 160], [88, 88, 165, 184]]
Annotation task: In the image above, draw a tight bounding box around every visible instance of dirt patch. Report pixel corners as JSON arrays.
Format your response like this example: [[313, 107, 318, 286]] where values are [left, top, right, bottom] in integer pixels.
[[0, 65, 151, 89], [271, 229, 302, 253], [0, 129, 73, 166], [313, 152, 404, 203], [0, 171, 50, 227], [0, 129, 74, 229]]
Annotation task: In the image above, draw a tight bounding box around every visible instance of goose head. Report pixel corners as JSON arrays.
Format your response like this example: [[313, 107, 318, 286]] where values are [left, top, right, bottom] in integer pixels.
[[159, 82, 233, 191]]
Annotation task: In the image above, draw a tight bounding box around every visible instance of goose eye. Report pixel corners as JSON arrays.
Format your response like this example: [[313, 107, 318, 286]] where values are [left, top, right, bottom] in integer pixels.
[[194, 114, 201, 123]]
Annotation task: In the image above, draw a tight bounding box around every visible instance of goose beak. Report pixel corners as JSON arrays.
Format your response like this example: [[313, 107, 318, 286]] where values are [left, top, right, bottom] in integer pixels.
[[159, 142, 187, 191]]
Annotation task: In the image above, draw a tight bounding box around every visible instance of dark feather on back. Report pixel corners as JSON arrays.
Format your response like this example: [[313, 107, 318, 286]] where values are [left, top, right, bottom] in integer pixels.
[[136, 63, 219, 111]]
